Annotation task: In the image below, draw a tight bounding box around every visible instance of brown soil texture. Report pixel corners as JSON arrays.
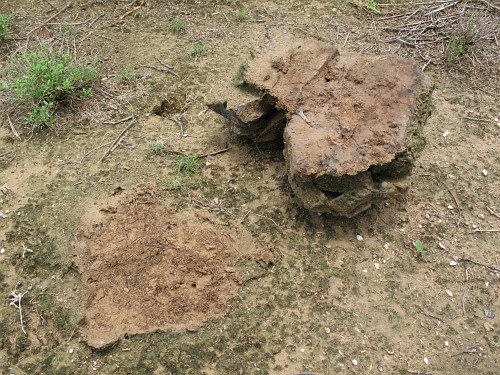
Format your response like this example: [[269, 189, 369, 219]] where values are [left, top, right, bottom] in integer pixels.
[[75, 186, 270, 348], [0, 1, 498, 375]]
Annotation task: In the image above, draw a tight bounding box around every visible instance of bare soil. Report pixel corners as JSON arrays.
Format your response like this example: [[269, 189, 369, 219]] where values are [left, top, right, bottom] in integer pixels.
[[0, 1, 498, 375]]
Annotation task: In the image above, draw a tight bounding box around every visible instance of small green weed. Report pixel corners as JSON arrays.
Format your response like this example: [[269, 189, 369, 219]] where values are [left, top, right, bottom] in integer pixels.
[[0, 13, 10, 42], [169, 19, 186, 34], [117, 66, 139, 83], [233, 62, 248, 86], [165, 155, 202, 191], [446, 40, 465, 63], [235, 10, 249, 22], [147, 140, 165, 155], [413, 240, 426, 256], [3, 46, 98, 128], [187, 42, 207, 58], [365, 0, 380, 13], [176, 155, 201, 175]]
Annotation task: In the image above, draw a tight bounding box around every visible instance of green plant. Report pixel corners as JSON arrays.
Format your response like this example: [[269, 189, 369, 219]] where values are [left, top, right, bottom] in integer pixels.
[[233, 62, 248, 86], [147, 140, 165, 155], [365, 0, 380, 13], [235, 10, 249, 22], [169, 19, 186, 34], [413, 240, 426, 256], [187, 42, 207, 58], [117, 67, 139, 83], [165, 155, 202, 191], [3, 46, 98, 128], [0, 13, 10, 42]]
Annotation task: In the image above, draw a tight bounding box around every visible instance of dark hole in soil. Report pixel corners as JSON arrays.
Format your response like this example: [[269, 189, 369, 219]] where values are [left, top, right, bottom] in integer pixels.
[[321, 190, 343, 199]]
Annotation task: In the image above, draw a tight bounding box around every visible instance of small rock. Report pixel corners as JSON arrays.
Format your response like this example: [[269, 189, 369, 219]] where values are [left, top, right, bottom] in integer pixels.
[[0, 248, 5, 254], [482, 169, 488, 176], [383, 243, 390, 250], [442, 130, 450, 137], [325, 327, 331, 334], [0, 211, 6, 219], [449, 260, 458, 266], [352, 359, 358, 366], [444, 340, 449, 347], [438, 242, 446, 250], [300, 348, 305, 353], [446, 290, 453, 297], [374, 262, 380, 270], [424, 356, 429, 366], [478, 213, 485, 220], [68, 348, 74, 354], [484, 322, 494, 332], [447, 205, 454, 210], [377, 363, 384, 372], [484, 309, 495, 319], [356, 235, 364, 241]]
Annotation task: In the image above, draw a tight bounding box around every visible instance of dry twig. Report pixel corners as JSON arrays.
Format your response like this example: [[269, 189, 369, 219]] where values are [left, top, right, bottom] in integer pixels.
[[27, 2, 72, 36], [100, 117, 135, 162], [486, 206, 500, 219], [6, 114, 21, 140], [9, 283, 29, 334]]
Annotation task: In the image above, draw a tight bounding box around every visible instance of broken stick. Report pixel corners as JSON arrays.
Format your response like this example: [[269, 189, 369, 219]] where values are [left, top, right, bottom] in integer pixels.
[[6, 114, 21, 140], [100, 117, 135, 162]]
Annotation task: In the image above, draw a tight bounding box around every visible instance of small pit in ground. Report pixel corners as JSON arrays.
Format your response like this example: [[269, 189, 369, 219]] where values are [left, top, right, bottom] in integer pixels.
[[74, 186, 273, 348]]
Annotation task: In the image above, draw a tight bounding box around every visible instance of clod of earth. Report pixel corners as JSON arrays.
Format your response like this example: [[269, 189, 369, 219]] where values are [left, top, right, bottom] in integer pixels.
[[208, 32, 433, 217]]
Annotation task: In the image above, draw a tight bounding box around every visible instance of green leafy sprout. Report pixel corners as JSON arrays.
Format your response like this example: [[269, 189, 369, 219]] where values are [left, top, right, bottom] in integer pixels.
[[169, 20, 186, 34], [3, 46, 98, 128], [0, 13, 10, 42], [365, 1, 380, 13], [414, 240, 426, 255]]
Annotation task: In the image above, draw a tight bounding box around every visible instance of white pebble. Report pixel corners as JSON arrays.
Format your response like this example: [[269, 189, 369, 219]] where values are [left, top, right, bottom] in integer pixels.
[[424, 356, 429, 365], [478, 213, 485, 220], [356, 235, 364, 241], [447, 205, 454, 210], [352, 359, 358, 366], [68, 348, 74, 354], [442, 130, 450, 137], [300, 348, 305, 353], [450, 260, 458, 266], [0, 248, 5, 254], [482, 169, 488, 176], [444, 341, 449, 347], [446, 290, 453, 297], [438, 242, 446, 250]]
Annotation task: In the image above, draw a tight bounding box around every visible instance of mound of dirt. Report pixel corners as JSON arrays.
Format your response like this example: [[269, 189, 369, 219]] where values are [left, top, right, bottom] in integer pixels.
[[74, 187, 273, 348], [209, 32, 433, 217]]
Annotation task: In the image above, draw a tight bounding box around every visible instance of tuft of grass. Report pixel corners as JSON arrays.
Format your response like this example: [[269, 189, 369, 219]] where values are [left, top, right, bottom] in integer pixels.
[[365, 1, 380, 13], [0, 13, 10, 42], [117, 66, 139, 83], [233, 62, 248, 86], [235, 10, 249, 22], [165, 155, 202, 191], [187, 42, 207, 58], [169, 19, 186, 34], [3, 46, 98, 129], [147, 140, 165, 155]]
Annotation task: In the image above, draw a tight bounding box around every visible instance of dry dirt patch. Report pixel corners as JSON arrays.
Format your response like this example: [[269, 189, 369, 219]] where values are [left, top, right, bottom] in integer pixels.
[[74, 186, 272, 349]]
